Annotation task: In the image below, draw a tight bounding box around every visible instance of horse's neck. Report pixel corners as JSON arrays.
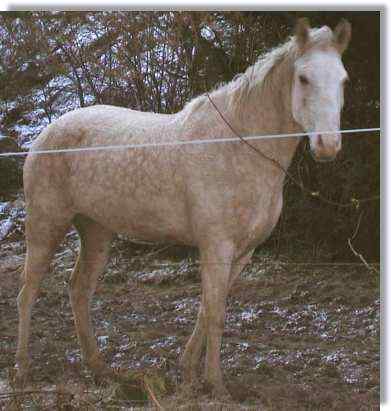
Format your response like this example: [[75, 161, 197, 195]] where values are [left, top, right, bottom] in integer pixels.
[[212, 63, 303, 171]]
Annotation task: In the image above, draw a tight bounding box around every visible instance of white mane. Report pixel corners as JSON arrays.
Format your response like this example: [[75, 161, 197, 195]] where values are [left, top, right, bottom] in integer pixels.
[[182, 26, 335, 116]]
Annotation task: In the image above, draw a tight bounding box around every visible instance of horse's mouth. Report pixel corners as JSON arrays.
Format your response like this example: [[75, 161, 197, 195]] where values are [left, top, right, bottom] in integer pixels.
[[310, 150, 337, 163]]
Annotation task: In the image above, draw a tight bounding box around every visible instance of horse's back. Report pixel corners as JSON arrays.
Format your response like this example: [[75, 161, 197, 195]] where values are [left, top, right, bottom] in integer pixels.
[[24, 104, 178, 188], [32, 105, 174, 150]]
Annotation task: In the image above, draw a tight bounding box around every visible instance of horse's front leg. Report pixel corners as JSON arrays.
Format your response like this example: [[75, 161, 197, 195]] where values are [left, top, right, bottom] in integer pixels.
[[200, 240, 237, 398], [181, 251, 253, 387]]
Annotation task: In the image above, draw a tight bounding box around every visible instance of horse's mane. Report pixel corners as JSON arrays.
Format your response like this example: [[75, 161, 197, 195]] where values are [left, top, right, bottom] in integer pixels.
[[182, 26, 335, 117]]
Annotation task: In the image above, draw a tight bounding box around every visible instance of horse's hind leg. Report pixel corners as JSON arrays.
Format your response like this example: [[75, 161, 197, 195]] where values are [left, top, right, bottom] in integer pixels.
[[69, 216, 113, 376], [180, 293, 206, 385], [16, 217, 70, 381]]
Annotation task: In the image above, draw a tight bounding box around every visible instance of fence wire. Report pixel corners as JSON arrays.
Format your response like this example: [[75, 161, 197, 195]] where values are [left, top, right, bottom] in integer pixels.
[[0, 127, 380, 157]]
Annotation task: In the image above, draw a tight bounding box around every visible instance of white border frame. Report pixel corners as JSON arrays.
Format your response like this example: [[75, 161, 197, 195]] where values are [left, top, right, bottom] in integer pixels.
[[0, 2, 386, 408]]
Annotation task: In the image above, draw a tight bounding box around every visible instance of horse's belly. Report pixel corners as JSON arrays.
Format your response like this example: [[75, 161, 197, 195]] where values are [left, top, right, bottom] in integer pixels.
[[76, 197, 193, 244], [69, 175, 192, 244]]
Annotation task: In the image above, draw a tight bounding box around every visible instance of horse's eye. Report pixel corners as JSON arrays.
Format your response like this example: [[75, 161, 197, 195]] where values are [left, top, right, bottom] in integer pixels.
[[299, 75, 309, 85]]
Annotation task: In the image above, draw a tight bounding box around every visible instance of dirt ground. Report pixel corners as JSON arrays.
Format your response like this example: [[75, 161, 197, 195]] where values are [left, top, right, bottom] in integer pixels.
[[0, 213, 380, 410]]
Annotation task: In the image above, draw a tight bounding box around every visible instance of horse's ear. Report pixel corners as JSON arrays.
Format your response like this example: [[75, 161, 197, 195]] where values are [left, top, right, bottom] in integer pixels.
[[295, 17, 311, 49], [333, 19, 351, 54]]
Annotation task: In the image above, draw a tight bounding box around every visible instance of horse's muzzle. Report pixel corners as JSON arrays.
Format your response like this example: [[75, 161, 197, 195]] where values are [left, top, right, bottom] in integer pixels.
[[309, 133, 341, 162]]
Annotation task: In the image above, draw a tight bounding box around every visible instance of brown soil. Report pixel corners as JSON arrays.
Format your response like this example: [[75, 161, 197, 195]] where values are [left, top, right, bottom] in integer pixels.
[[0, 225, 379, 410]]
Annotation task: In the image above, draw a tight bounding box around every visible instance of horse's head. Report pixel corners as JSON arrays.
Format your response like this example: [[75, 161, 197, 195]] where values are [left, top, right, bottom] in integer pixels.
[[291, 18, 351, 162]]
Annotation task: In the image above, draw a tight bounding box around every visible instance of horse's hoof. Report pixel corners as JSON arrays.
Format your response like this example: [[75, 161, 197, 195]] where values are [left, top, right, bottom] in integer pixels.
[[214, 386, 231, 400], [88, 356, 115, 382], [15, 368, 29, 389], [179, 379, 203, 398], [205, 381, 231, 400], [213, 387, 231, 400], [91, 367, 117, 385], [181, 366, 199, 386], [14, 357, 31, 388], [180, 353, 202, 386]]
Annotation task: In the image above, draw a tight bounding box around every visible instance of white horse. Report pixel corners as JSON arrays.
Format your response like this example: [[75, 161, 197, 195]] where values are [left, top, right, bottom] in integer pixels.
[[16, 19, 351, 397]]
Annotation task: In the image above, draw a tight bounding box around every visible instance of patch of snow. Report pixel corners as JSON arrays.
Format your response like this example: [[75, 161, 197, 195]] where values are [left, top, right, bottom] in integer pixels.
[[0, 218, 14, 241]]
